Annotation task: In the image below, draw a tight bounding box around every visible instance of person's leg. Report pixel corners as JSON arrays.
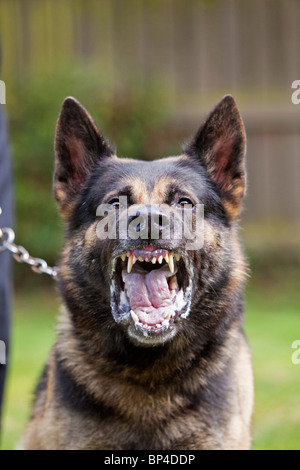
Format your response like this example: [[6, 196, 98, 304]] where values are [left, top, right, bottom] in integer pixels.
[[0, 108, 12, 430]]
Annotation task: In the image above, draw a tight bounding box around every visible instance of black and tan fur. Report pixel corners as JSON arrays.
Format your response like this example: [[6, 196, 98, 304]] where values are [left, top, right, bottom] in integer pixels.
[[22, 95, 253, 450]]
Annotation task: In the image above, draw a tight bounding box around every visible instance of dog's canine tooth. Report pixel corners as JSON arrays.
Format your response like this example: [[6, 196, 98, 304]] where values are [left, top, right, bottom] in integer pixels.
[[168, 255, 175, 274], [170, 290, 176, 298], [175, 253, 181, 262], [151, 257, 157, 264], [133, 255, 137, 265], [120, 253, 127, 262], [169, 275, 178, 290], [158, 255, 163, 264], [130, 310, 139, 323], [127, 255, 134, 273], [164, 311, 172, 320]]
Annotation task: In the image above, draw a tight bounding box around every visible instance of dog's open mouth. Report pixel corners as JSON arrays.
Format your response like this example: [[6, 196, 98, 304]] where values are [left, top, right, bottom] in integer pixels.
[[109, 246, 193, 344]]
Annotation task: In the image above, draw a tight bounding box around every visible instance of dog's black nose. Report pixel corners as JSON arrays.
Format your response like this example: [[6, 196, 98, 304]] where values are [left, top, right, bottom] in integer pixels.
[[127, 205, 170, 239], [150, 206, 170, 232]]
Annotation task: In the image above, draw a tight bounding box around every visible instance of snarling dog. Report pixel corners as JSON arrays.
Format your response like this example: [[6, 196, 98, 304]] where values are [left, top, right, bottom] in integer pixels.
[[22, 95, 253, 450]]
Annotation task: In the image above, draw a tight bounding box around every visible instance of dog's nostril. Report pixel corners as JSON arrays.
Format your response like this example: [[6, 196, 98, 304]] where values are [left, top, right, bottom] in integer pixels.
[[128, 211, 140, 224], [128, 210, 147, 234], [127, 207, 170, 237], [128, 211, 142, 231], [158, 213, 169, 229]]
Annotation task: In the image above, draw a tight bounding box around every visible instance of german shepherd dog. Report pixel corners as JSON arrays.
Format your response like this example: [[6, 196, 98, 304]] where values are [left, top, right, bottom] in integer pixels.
[[22, 95, 253, 450]]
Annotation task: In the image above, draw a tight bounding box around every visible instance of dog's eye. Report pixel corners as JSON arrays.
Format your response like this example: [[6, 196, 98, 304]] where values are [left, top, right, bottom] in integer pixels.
[[108, 198, 122, 209], [176, 198, 194, 209]]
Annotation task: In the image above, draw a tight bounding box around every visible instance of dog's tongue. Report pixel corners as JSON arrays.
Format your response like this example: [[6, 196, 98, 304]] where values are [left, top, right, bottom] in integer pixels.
[[122, 267, 173, 325]]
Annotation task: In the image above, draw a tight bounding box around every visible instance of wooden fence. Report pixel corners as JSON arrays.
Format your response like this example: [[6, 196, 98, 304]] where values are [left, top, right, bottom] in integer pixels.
[[0, 0, 300, 222]]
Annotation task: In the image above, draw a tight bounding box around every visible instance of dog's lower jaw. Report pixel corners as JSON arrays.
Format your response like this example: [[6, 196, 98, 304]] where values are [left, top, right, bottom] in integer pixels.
[[125, 319, 179, 347]]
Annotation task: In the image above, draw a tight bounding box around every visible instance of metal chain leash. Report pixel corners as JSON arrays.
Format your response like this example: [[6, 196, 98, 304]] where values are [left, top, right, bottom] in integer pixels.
[[0, 208, 58, 278]]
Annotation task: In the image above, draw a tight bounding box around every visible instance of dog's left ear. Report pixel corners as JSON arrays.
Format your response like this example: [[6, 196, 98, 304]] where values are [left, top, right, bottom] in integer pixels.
[[54, 97, 114, 219], [184, 95, 246, 220]]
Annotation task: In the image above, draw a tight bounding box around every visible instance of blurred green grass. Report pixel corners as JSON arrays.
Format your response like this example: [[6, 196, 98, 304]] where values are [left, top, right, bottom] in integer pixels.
[[1, 268, 300, 450], [1, 286, 58, 450], [245, 269, 300, 450]]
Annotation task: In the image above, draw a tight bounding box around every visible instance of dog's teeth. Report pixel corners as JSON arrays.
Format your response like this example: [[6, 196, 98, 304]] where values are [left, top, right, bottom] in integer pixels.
[[127, 255, 134, 273], [164, 311, 172, 320], [170, 290, 176, 298], [169, 275, 178, 290], [151, 257, 157, 264], [156, 323, 162, 328], [162, 319, 169, 326], [130, 310, 139, 323], [158, 255, 163, 264], [133, 255, 137, 265], [120, 253, 127, 261], [145, 257, 149, 262], [164, 253, 169, 263], [138, 256, 143, 262], [175, 253, 181, 261], [168, 255, 175, 274]]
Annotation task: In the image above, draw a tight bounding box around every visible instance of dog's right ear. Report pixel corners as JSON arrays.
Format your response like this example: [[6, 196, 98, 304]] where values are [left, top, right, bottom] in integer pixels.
[[54, 97, 114, 219]]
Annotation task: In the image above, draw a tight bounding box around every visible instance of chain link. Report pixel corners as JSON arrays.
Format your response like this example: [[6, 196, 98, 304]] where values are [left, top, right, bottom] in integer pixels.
[[0, 226, 58, 278]]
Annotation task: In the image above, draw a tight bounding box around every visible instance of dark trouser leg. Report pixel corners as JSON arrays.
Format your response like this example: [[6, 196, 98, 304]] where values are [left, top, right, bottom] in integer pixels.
[[0, 108, 12, 431]]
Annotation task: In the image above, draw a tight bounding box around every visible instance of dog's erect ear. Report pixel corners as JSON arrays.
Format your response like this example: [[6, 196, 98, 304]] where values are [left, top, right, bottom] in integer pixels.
[[54, 97, 114, 218], [184, 95, 246, 220]]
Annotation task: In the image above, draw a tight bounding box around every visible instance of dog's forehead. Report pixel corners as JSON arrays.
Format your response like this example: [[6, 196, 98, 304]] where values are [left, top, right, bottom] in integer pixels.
[[99, 155, 206, 203], [121, 158, 179, 200]]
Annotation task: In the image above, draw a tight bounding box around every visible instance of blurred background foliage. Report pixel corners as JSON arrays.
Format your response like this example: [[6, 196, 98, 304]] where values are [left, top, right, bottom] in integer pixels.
[[1, 0, 299, 278], [0, 0, 299, 450], [7, 63, 173, 277]]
